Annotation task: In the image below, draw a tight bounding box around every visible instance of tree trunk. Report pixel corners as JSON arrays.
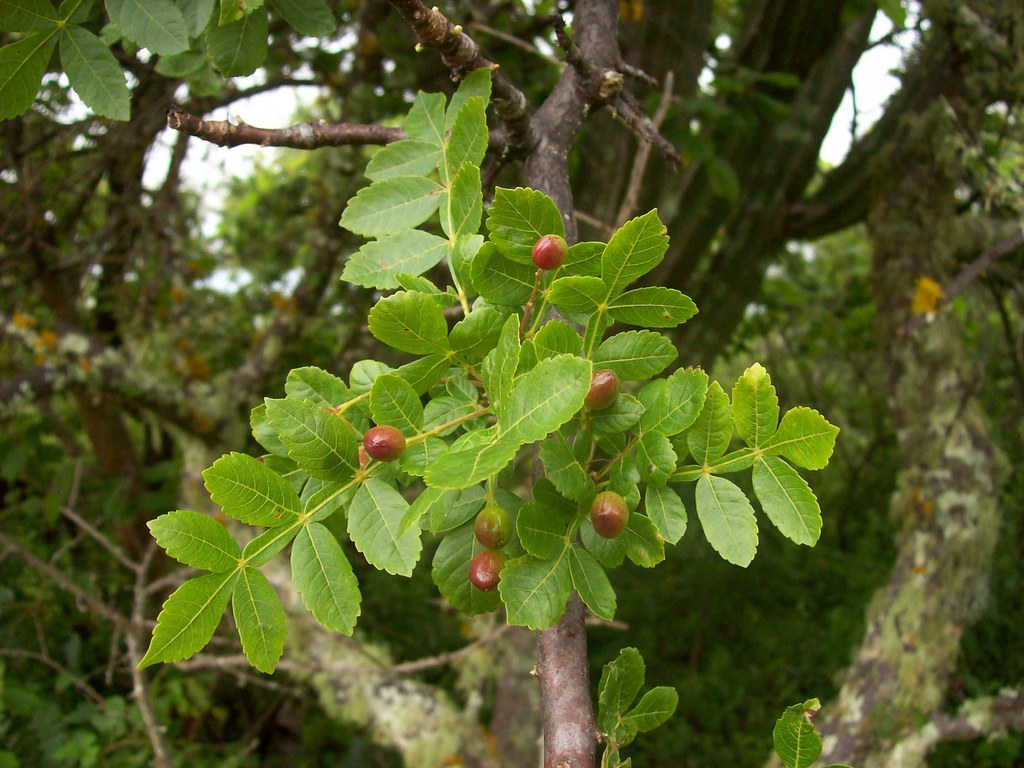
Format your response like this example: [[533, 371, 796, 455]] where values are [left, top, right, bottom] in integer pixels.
[[815, 102, 1005, 768]]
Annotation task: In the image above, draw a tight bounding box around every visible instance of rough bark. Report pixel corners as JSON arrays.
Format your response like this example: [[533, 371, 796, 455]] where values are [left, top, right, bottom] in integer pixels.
[[815, 103, 1006, 768]]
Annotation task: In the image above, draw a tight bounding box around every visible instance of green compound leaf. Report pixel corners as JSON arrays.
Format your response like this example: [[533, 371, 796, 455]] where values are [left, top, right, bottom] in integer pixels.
[[609, 286, 697, 328], [268, 0, 336, 37], [265, 397, 360, 482], [547, 276, 606, 323], [291, 522, 361, 635], [442, 96, 487, 182], [773, 699, 823, 768], [232, 566, 286, 674], [342, 230, 450, 290], [431, 521, 501, 616], [593, 330, 677, 381], [486, 186, 564, 264], [105, 0, 190, 55], [638, 367, 708, 436], [205, 6, 267, 76], [601, 210, 669, 296], [428, 484, 486, 533], [444, 162, 483, 239], [581, 516, 626, 567], [242, 522, 301, 567], [367, 290, 450, 355], [404, 90, 446, 146], [499, 551, 571, 629], [752, 455, 821, 546], [59, 27, 130, 120], [139, 570, 238, 668], [284, 366, 349, 408], [396, 353, 450, 394], [251, 404, 288, 457], [0, 0, 59, 32], [763, 407, 839, 470], [533, 320, 583, 359], [348, 478, 422, 576], [0, 30, 58, 120], [732, 362, 779, 449], [695, 474, 758, 567], [644, 484, 687, 545], [148, 510, 240, 571], [635, 431, 676, 486], [339, 175, 442, 238], [621, 513, 665, 568], [178, 0, 216, 36], [203, 452, 301, 527], [539, 439, 593, 502], [687, 381, 732, 465], [566, 241, 604, 276], [365, 139, 441, 181], [623, 687, 678, 734], [471, 242, 535, 306], [598, 647, 645, 734], [591, 393, 644, 435], [568, 546, 616, 621], [369, 374, 423, 434]]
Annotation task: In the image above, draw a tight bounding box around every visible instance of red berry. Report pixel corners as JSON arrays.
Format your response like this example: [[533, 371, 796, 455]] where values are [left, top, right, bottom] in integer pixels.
[[474, 505, 512, 550], [469, 550, 504, 592], [362, 425, 406, 461], [531, 234, 568, 270], [590, 491, 629, 539], [585, 369, 620, 410]]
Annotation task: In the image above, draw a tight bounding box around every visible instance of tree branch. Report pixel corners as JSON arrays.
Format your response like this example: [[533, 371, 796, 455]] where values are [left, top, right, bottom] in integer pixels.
[[166, 106, 406, 148]]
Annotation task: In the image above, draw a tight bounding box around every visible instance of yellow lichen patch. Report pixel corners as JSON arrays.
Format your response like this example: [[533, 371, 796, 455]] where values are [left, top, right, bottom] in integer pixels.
[[911, 276, 944, 314]]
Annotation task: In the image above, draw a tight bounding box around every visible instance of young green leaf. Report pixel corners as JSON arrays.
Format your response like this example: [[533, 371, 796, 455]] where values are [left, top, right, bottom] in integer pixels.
[[638, 368, 708, 436], [348, 478, 422, 576], [593, 331, 677, 380], [773, 699, 823, 768], [367, 291, 450, 355], [59, 27, 130, 120], [369, 374, 424, 434], [444, 67, 491, 132], [547, 276, 607, 322], [498, 552, 572, 629], [608, 287, 697, 328], [533, 321, 583, 359], [291, 522, 361, 634], [471, 242, 536, 306], [444, 162, 483, 239], [568, 546, 616, 620], [232, 566, 287, 674], [105, 0, 190, 56], [644, 484, 687, 545], [442, 97, 487, 183], [432, 522, 502, 615], [686, 381, 733, 465], [752, 455, 821, 546], [623, 687, 678, 734], [620, 513, 665, 567], [365, 139, 441, 181], [539, 439, 593, 502], [285, 366, 349, 408], [449, 306, 505, 357], [762, 407, 839, 470], [732, 362, 779, 448], [635, 431, 677, 486], [591, 393, 645, 435], [429, 484, 487, 532], [601, 210, 669, 296], [339, 176, 443, 238], [148, 510, 240, 571], [203, 452, 301, 527], [395, 353, 450, 394], [566, 241, 604, 276], [205, 7, 267, 76], [265, 398, 360, 482], [580, 516, 627, 567], [342, 230, 450, 290], [404, 90, 446, 146], [139, 570, 238, 667], [268, 0, 336, 36], [597, 647, 646, 734], [486, 187, 565, 264], [516, 502, 570, 559], [695, 474, 758, 566], [242, 522, 301, 567]]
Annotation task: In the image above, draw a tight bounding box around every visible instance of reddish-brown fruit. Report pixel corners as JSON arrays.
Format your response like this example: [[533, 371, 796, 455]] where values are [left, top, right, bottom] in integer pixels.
[[585, 369, 620, 410], [474, 505, 512, 550], [469, 550, 504, 592], [590, 491, 629, 539], [531, 234, 568, 270], [362, 425, 406, 461]]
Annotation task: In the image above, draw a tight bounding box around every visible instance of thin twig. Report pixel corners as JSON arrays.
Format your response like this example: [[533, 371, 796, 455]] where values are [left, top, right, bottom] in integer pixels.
[[468, 21, 561, 64], [61, 504, 139, 573], [0, 648, 106, 706], [615, 70, 676, 226]]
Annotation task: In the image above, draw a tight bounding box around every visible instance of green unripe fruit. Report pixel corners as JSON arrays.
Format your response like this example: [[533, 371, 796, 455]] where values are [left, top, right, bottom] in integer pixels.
[[531, 234, 568, 270], [474, 505, 512, 550], [590, 491, 629, 539], [585, 369, 620, 410], [362, 425, 406, 461], [469, 550, 504, 592]]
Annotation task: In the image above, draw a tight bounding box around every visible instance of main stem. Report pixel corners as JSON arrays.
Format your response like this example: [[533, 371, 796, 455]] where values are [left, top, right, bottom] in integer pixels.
[[536, 593, 595, 767]]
